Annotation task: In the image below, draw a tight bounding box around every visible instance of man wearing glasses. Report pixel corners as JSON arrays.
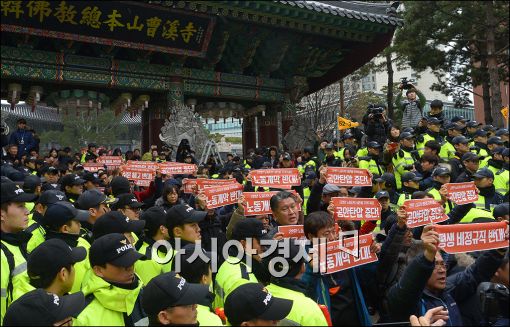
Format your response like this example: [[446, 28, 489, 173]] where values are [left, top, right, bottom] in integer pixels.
[[111, 193, 144, 221]]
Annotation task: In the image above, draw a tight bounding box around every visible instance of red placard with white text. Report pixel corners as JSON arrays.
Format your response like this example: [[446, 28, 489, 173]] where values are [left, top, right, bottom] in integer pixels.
[[125, 160, 159, 171], [403, 198, 449, 228], [82, 163, 106, 172], [325, 167, 372, 186], [244, 190, 301, 216], [196, 179, 239, 193], [331, 197, 381, 221], [436, 222, 508, 254], [97, 156, 123, 169], [278, 225, 306, 239], [316, 234, 377, 274], [249, 168, 300, 189], [159, 162, 197, 175], [444, 182, 479, 205], [121, 167, 155, 187], [182, 178, 201, 194], [203, 183, 243, 209]]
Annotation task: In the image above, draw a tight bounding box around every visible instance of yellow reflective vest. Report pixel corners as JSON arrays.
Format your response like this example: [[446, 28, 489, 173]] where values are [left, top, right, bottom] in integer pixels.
[[459, 208, 495, 223], [1, 239, 31, 324], [134, 239, 173, 286], [266, 283, 328, 326], [197, 304, 223, 326], [74, 270, 146, 326], [213, 256, 258, 310], [392, 150, 414, 190], [426, 187, 453, 214]]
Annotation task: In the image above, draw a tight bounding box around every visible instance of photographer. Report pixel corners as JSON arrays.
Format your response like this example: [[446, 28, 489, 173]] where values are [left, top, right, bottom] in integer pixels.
[[175, 138, 195, 163], [362, 104, 393, 147], [396, 79, 426, 129]]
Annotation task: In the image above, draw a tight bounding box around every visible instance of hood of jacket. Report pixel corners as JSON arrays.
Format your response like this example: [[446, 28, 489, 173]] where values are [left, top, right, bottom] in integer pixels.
[[81, 270, 142, 314]]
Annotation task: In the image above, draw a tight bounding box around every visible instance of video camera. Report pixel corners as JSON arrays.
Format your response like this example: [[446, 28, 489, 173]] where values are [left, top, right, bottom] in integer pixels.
[[367, 104, 385, 119], [479, 282, 509, 325], [400, 77, 416, 90]]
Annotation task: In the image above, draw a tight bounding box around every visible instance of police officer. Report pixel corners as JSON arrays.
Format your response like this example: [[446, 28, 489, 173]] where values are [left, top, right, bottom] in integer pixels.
[[135, 206, 173, 285], [172, 244, 223, 326], [416, 117, 443, 156], [263, 239, 328, 326], [214, 219, 266, 309], [472, 168, 505, 212], [466, 120, 482, 139], [359, 141, 385, 176], [19, 157, 37, 176], [3, 288, 86, 326], [439, 123, 462, 161], [455, 152, 480, 183], [25, 190, 68, 253], [448, 136, 472, 182], [33, 202, 91, 294], [26, 238, 87, 296], [480, 147, 509, 196], [74, 233, 146, 325], [298, 146, 319, 174], [224, 283, 293, 327], [323, 143, 342, 167], [111, 193, 144, 221], [495, 128, 509, 147], [60, 173, 85, 203], [302, 170, 317, 215], [1, 182, 37, 323], [92, 211, 145, 243], [40, 165, 60, 191], [392, 132, 417, 190], [471, 129, 490, 159], [75, 189, 118, 244], [142, 272, 212, 326], [426, 167, 454, 214], [480, 137, 505, 168], [80, 143, 98, 163], [397, 172, 422, 207]]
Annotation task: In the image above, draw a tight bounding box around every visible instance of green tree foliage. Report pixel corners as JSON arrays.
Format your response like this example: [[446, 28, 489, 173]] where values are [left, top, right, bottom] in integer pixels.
[[40, 109, 127, 149], [394, 1, 509, 125]]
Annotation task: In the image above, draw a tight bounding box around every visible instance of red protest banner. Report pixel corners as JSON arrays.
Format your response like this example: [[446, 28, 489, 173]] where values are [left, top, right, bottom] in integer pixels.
[[125, 160, 159, 171], [203, 183, 243, 209], [244, 190, 301, 216], [82, 163, 106, 172], [403, 198, 449, 228], [278, 225, 305, 239], [248, 168, 300, 189], [121, 167, 155, 187], [331, 197, 381, 221], [97, 156, 123, 169], [159, 162, 197, 175], [196, 178, 239, 193], [436, 222, 508, 254], [325, 167, 372, 186], [316, 234, 377, 274], [444, 182, 479, 205], [182, 178, 202, 194]]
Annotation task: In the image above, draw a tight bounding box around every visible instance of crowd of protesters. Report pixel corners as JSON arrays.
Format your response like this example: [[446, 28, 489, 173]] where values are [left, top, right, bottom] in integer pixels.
[[0, 85, 509, 326]]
